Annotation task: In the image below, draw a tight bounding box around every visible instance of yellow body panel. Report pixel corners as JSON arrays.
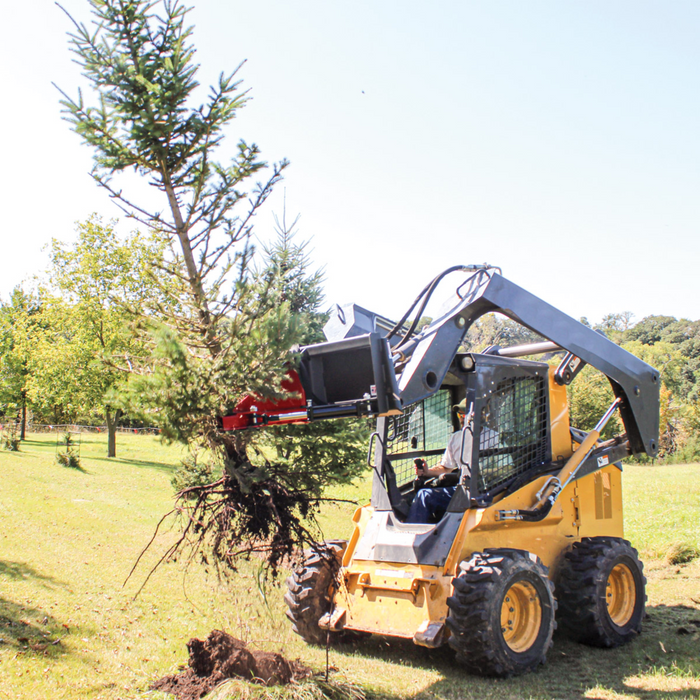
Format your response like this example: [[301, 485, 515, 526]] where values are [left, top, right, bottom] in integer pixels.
[[336, 462, 624, 639], [453, 475, 578, 576], [337, 561, 451, 636], [338, 506, 450, 636], [576, 464, 624, 539], [549, 368, 574, 462]]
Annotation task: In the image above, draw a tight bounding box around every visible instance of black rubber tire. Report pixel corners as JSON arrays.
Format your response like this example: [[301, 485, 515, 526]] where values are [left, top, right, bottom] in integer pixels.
[[446, 549, 557, 678], [556, 537, 646, 648], [284, 540, 346, 645]]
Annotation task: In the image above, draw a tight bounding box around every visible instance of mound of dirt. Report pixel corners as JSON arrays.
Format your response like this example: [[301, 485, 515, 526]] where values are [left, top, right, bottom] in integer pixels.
[[151, 629, 312, 700]]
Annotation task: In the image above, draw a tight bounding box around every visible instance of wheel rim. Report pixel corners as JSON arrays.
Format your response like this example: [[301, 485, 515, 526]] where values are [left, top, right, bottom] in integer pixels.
[[500, 580, 542, 653], [606, 563, 636, 627]]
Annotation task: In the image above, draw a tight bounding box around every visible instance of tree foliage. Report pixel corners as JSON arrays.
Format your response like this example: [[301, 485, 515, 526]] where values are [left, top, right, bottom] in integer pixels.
[[57, 0, 287, 350], [623, 315, 678, 346], [0, 288, 41, 439], [566, 312, 700, 461], [463, 313, 543, 353], [27, 215, 165, 455], [57, 0, 295, 440], [566, 365, 622, 441], [130, 226, 367, 582]]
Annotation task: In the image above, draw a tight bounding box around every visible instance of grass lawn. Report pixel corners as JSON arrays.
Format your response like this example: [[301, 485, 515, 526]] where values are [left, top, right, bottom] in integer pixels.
[[1, 433, 699, 699]]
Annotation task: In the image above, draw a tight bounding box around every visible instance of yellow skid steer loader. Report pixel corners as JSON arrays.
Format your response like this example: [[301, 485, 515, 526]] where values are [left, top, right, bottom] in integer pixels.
[[223, 266, 659, 677]]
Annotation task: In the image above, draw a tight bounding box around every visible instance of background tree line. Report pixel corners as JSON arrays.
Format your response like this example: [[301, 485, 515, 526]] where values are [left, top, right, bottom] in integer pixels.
[[3, 261, 699, 465]]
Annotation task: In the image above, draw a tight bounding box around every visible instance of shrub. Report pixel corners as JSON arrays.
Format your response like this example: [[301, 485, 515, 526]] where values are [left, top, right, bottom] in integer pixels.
[[56, 446, 81, 469], [666, 542, 700, 565], [171, 453, 216, 494], [673, 435, 700, 464], [2, 432, 20, 451]]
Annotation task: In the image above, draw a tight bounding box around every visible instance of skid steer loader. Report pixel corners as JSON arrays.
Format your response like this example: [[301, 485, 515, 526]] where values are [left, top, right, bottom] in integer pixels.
[[222, 265, 659, 677]]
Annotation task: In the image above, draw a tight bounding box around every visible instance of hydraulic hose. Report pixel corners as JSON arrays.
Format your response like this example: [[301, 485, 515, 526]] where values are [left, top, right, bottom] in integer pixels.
[[387, 264, 497, 350]]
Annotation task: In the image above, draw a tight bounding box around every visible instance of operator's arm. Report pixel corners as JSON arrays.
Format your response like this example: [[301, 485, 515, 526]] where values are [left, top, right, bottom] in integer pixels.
[[414, 431, 460, 476], [415, 461, 453, 477]]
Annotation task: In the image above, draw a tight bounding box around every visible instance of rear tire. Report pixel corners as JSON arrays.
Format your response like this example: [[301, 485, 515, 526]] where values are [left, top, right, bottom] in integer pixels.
[[446, 549, 556, 677], [284, 540, 345, 645], [556, 537, 645, 647]]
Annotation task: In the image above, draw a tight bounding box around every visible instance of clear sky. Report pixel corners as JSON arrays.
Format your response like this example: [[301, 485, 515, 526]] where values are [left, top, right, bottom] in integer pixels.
[[1, 0, 699, 325]]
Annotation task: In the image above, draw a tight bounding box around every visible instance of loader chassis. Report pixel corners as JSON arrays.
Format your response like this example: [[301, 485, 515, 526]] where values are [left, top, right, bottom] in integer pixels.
[[324, 358, 625, 644], [334, 466, 624, 640]]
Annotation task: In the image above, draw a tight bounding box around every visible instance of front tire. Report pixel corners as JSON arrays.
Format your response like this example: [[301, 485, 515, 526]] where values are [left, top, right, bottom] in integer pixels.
[[284, 540, 345, 645], [446, 549, 556, 677], [556, 537, 646, 647]]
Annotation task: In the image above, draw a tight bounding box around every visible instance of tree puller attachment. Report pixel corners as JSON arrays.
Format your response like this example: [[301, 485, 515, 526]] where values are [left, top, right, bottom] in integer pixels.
[[222, 265, 659, 677]]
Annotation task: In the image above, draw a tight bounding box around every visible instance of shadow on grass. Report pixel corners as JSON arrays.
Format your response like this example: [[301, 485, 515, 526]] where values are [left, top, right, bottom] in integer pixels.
[[329, 603, 700, 700], [8, 438, 92, 474], [0, 597, 70, 657], [88, 455, 177, 474], [0, 560, 63, 586], [17, 433, 180, 474], [0, 561, 97, 661], [17, 438, 72, 452]]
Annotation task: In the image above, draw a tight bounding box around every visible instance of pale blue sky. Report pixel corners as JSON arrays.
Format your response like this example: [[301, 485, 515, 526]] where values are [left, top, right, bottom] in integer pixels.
[[1, 1, 698, 325]]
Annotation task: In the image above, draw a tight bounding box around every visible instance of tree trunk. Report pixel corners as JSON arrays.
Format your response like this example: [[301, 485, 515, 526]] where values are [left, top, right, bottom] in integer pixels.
[[161, 176, 222, 356], [105, 408, 122, 458], [20, 398, 26, 440]]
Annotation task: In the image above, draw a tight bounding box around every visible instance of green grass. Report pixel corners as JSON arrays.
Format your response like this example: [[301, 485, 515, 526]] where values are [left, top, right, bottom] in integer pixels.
[[1, 434, 699, 700], [623, 463, 700, 562]]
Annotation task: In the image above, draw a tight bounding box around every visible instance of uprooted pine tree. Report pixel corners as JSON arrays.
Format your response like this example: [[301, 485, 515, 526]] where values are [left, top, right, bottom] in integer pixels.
[[58, 0, 367, 579]]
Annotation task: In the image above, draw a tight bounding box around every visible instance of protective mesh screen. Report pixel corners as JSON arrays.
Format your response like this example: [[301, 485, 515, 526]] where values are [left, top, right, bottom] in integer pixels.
[[477, 375, 548, 492], [388, 389, 453, 487]]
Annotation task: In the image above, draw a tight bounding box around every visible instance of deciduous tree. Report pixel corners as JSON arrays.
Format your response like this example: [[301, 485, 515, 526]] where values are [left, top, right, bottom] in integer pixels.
[[0, 289, 41, 439], [30, 215, 165, 456]]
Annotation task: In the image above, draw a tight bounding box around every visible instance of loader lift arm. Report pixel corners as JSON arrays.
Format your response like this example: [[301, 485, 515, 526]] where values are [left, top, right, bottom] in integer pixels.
[[223, 267, 659, 459], [392, 270, 659, 457]]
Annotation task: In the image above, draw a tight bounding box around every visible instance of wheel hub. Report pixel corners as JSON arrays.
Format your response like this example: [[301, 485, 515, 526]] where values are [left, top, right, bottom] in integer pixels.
[[500, 580, 542, 653], [606, 563, 636, 627]]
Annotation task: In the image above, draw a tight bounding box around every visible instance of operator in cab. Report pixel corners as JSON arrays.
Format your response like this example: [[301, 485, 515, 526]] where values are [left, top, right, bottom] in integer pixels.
[[405, 399, 472, 524]]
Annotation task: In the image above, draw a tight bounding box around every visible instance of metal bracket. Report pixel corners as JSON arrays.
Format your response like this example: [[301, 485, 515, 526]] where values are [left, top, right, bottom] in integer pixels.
[[413, 621, 446, 648], [535, 476, 561, 504], [318, 607, 347, 631], [555, 352, 587, 385]]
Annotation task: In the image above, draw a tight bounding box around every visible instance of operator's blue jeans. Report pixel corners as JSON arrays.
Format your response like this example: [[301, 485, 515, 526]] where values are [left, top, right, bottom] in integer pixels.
[[406, 486, 457, 524]]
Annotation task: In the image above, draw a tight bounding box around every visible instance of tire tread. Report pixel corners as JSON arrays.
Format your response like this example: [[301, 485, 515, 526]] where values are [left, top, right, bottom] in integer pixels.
[[556, 537, 646, 648], [446, 548, 556, 678]]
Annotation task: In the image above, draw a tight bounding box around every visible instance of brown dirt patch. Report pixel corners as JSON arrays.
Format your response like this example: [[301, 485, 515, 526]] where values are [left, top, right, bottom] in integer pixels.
[[151, 629, 312, 700]]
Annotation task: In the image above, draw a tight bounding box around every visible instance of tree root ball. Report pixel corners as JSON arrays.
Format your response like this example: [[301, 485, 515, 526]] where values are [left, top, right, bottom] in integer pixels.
[[151, 630, 312, 699]]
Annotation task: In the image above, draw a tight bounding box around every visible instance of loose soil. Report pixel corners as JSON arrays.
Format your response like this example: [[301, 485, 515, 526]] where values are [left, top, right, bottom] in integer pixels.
[[151, 630, 313, 700]]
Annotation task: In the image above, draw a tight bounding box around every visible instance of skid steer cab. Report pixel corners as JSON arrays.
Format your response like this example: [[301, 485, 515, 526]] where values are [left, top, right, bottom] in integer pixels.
[[223, 266, 659, 677]]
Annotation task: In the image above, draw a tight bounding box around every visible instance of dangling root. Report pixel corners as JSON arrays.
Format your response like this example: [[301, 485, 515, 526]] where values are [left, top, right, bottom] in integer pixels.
[[126, 464, 352, 596]]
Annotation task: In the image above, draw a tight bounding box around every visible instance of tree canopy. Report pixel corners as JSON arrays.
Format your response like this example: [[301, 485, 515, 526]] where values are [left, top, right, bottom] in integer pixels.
[[27, 216, 167, 455], [0, 288, 42, 439]]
